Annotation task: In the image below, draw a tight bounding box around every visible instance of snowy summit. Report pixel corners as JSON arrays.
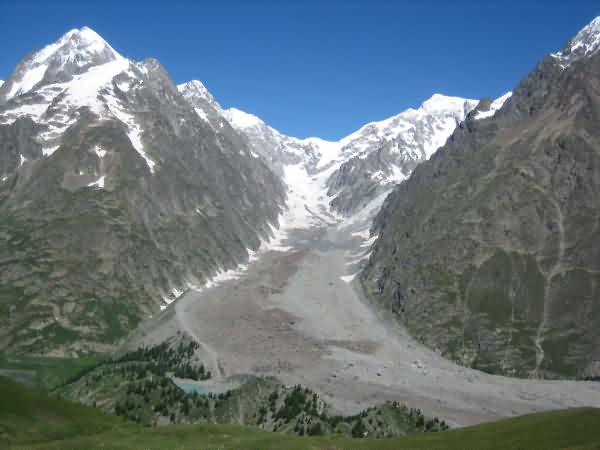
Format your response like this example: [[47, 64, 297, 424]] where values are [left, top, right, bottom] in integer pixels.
[[0, 27, 157, 172], [551, 16, 600, 68], [1, 26, 123, 100]]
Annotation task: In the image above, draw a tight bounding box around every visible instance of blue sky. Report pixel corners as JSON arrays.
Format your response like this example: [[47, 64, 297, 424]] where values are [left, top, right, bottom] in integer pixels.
[[1, 1, 598, 140]]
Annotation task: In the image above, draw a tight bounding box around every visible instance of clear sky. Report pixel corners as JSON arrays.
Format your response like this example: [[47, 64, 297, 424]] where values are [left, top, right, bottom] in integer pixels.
[[1, 1, 598, 140]]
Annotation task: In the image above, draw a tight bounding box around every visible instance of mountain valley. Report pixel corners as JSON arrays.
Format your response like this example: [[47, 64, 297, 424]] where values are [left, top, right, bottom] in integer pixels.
[[1, 16, 600, 440]]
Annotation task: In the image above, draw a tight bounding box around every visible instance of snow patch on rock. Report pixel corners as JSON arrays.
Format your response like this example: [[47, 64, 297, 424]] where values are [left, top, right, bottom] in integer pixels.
[[87, 175, 105, 188], [474, 92, 513, 120]]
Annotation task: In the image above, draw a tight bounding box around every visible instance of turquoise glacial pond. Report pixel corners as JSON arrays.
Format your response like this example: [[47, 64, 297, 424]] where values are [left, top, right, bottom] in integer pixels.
[[176, 383, 210, 395]]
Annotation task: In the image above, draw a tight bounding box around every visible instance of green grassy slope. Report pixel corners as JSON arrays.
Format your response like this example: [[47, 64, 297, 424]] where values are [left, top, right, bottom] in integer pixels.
[[0, 376, 125, 447], [2, 376, 600, 449]]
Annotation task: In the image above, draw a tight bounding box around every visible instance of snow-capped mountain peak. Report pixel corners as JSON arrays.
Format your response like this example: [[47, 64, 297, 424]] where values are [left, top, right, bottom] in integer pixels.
[[224, 107, 265, 129], [563, 16, 600, 56], [338, 93, 478, 161], [0, 27, 161, 173], [0, 80, 4, 88], [177, 80, 222, 112], [59, 26, 122, 61], [551, 16, 600, 68], [178, 79, 210, 98], [1, 27, 123, 101], [420, 93, 474, 115]]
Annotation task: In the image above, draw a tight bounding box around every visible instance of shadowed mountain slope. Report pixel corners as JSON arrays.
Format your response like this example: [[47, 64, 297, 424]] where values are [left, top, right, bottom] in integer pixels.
[[363, 17, 600, 378]]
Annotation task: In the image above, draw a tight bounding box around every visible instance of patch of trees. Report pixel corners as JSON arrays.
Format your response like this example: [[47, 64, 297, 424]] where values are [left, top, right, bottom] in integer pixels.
[[64, 351, 450, 439], [108, 377, 448, 436], [386, 402, 449, 433], [116, 341, 210, 381], [351, 419, 367, 437], [173, 363, 210, 381], [56, 341, 210, 393], [274, 385, 316, 422], [307, 421, 323, 436], [583, 375, 600, 381]]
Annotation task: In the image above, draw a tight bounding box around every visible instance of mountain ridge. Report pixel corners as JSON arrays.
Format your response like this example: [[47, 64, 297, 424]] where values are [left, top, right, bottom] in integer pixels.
[[0, 27, 285, 356], [180, 81, 511, 216], [551, 16, 600, 68], [362, 15, 600, 378]]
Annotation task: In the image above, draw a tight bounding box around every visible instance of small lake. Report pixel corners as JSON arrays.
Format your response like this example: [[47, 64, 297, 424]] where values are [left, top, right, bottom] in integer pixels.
[[176, 383, 210, 395], [174, 379, 242, 396]]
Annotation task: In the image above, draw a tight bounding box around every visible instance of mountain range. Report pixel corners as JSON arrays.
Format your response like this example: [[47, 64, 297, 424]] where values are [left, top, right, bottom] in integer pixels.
[[0, 26, 494, 356], [0, 16, 598, 384]]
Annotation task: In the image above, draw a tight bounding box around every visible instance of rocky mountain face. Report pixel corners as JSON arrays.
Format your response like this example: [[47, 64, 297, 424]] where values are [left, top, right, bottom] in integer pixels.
[[0, 28, 284, 356], [362, 17, 600, 379], [176, 80, 229, 133]]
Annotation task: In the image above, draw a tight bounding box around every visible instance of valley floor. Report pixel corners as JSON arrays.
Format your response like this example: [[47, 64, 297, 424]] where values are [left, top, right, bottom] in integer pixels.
[[132, 205, 600, 427]]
